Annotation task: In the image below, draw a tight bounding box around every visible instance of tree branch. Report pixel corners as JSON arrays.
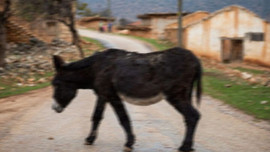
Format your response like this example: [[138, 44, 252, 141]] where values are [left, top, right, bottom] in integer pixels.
[[55, 18, 70, 26], [3, 0, 11, 21]]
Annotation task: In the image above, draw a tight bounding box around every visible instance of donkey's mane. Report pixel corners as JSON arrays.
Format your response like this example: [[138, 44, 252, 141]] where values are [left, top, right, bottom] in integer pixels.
[[62, 51, 101, 71], [62, 49, 128, 71]]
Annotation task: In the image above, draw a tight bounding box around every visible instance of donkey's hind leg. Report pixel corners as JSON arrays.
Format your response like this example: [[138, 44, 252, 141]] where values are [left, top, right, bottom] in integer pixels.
[[85, 98, 106, 145], [167, 95, 200, 152], [110, 99, 135, 152]]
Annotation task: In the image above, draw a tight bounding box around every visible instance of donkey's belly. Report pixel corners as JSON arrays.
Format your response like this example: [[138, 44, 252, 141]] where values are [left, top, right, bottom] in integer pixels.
[[118, 93, 164, 106]]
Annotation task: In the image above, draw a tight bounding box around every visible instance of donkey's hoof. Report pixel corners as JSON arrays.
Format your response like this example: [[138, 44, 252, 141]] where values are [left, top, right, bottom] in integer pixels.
[[84, 136, 95, 145], [84, 141, 93, 145], [123, 146, 133, 152], [178, 147, 195, 152], [178, 149, 195, 152]]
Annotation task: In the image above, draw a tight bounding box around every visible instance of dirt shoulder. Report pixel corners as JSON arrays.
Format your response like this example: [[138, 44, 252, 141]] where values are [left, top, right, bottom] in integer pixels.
[[0, 87, 51, 139]]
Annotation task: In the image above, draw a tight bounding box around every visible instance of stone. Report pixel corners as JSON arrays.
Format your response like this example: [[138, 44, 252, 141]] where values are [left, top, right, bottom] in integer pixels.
[[3, 39, 80, 90], [249, 77, 258, 84], [29, 37, 45, 46], [0, 67, 4, 73], [27, 84, 36, 87], [37, 78, 46, 83], [17, 83, 23, 86], [241, 72, 252, 80], [225, 84, 232, 88], [54, 50, 63, 55], [16, 77, 24, 83], [260, 101, 268, 105], [51, 38, 70, 47], [27, 78, 35, 83], [264, 80, 270, 87]]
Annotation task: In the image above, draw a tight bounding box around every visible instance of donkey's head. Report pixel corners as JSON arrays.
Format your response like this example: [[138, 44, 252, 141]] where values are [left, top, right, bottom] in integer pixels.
[[51, 55, 78, 113]]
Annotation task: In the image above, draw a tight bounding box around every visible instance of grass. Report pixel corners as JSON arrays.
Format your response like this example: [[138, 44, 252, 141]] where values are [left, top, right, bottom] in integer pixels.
[[132, 36, 270, 120], [204, 70, 270, 120], [0, 82, 51, 98], [0, 72, 53, 98], [0, 37, 104, 99], [81, 37, 105, 51], [233, 67, 266, 75]]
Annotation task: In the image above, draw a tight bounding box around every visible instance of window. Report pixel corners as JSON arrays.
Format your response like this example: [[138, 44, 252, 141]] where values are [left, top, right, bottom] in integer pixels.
[[246, 32, 264, 41]]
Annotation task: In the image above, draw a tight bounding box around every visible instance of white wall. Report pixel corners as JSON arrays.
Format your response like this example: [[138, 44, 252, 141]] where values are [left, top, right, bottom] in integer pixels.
[[151, 17, 177, 39], [184, 6, 269, 65]]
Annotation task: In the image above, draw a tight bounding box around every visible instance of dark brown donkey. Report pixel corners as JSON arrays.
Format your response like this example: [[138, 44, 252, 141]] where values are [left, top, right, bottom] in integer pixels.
[[51, 47, 202, 152]]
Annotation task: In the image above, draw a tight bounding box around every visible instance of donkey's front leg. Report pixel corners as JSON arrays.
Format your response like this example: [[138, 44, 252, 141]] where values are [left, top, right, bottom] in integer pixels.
[[110, 100, 135, 152], [85, 98, 106, 145]]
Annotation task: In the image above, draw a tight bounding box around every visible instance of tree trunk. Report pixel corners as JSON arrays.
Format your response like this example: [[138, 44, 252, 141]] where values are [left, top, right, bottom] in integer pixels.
[[69, 23, 84, 58], [0, 23, 7, 67], [0, 0, 10, 67]]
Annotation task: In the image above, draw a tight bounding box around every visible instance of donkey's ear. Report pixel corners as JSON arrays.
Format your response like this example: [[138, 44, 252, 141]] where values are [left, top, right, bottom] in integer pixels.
[[53, 55, 65, 71]]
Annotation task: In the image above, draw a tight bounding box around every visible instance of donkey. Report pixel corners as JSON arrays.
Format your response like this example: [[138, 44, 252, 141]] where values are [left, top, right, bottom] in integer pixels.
[[51, 47, 202, 152]]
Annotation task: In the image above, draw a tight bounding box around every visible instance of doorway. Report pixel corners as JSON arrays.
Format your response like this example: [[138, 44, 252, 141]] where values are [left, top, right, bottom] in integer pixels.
[[221, 38, 244, 63]]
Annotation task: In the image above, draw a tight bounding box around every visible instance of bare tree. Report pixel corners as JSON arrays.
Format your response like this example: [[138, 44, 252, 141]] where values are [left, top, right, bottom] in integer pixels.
[[15, 0, 84, 58], [0, 0, 11, 67], [48, 0, 84, 58]]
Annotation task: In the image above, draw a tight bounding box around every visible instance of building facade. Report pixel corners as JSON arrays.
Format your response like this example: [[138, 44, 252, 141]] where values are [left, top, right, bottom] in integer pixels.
[[165, 5, 270, 66], [165, 11, 210, 44], [137, 13, 190, 39]]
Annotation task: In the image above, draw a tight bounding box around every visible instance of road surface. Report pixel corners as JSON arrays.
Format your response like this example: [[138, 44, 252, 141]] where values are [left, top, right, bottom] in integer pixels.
[[0, 29, 269, 152]]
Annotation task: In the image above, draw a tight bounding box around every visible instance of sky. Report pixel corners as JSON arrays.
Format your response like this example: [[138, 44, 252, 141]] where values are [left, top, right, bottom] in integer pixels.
[[80, 0, 270, 21]]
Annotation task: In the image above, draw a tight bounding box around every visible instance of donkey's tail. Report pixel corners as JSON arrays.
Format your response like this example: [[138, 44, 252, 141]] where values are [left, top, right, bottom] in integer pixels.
[[196, 64, 202, 106]]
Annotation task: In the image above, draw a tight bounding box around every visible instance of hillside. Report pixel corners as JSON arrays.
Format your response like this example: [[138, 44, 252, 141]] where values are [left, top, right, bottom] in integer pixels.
[[81, 0, 270, 21]]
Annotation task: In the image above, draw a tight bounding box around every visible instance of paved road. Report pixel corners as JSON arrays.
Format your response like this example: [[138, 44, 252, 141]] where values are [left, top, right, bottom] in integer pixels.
[[0, 29, 269, 152], [79, 29, 151, 53]]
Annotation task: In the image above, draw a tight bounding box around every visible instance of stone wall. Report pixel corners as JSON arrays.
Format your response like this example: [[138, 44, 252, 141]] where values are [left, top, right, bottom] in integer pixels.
[[5, 20, 34, 43], [6, 16, 72, 44]]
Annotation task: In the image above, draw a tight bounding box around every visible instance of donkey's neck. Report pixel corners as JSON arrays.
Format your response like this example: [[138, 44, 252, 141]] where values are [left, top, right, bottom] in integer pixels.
[[63, 56, 95, 71], [61, 57, 96, 89]]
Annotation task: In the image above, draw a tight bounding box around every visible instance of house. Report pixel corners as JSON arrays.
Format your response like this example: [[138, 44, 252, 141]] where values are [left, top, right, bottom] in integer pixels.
[[78, 17, 115, 31], [165, 5, 270, 66], [165, 11, 210, 44], [116, 12, 191, 39], [119, 12, 189, 39], [137, 12, 191, 39], [117, 25, 152, 38], [128, 21, 142, 26]]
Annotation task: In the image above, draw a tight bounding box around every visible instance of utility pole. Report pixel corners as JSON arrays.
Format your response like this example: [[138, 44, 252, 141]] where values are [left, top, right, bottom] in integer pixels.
[[107, 0, 111, 17], [178, 0, 183, 47]]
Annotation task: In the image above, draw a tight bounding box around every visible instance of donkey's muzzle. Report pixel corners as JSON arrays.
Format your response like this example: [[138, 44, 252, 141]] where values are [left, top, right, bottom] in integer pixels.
[[52, 101, 64, 113]]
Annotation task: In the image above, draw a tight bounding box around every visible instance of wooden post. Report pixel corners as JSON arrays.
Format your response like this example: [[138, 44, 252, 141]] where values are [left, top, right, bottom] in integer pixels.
[[178, 0, 183, 47], [107, 0, 111, 17]]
